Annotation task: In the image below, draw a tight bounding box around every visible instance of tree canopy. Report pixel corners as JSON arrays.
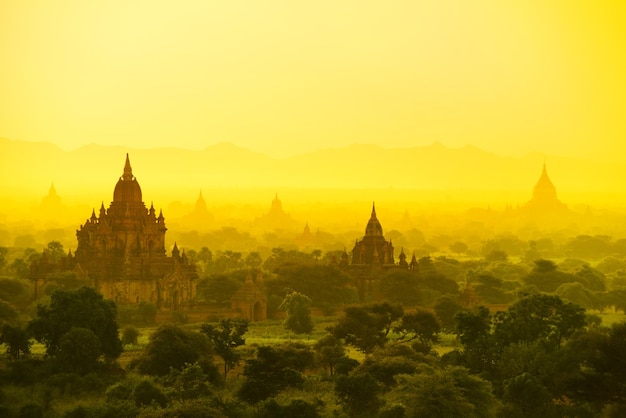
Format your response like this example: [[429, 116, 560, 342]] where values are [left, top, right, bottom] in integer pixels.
[[27, 286, 122, 361], [330, 302, 404, 353], [133, 324, 217, 378], [237, 344, 313, 404], [493, 293, 586, 350], [266, 264, 357, 311], [200, 318, 249, 378], [278, 290, 314, 334]]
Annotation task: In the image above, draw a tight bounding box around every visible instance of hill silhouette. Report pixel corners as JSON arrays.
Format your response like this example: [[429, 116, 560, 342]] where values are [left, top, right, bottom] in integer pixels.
[[1, 137, 625, 200]]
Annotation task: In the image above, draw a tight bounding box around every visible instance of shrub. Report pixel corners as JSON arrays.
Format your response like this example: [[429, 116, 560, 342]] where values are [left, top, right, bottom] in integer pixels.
[[133, 379, 167, 408], [19, 403, 43, 418], [133, 324, 217, 379], [279, 291, 314, 334], [138, 302, 157, 324], [122, 327, 141, 345], [258, 399, 321, 418], [106, 381, 133, 403], [171, 311, 189, 325], [56, 328, 101, 374]]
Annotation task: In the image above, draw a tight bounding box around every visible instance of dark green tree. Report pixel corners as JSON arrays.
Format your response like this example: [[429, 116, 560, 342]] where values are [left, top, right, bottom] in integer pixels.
[[313, 334, 347, 376], [574, 264, 606, 291], [482, 234, 526, 257], [433, 295, 464, 331], [165, 362, 212, 400], [46, 240, 65, 263], [0, 300, 18, 324], [493, 294, 586, 350], [451, 306, 497, 375], [132, 379, 167, 408], [274, 341, 316, 371], [354, 345, 423, 388], [420, 274, 460, 301], [192, 246, 213, 274], [378, 270, 421, 305], [27, 286, 122, 360], [258, 399, 320, 418], [0, 324, 32, 359], [138, 301, 157, 324], [197, 271, 246, 305], [450, 241, 468, 255], [556, 282, 597, 309], [266, 264, 357, 312], [0, 277, 30, 302], [394, 309, 441, 345], [0, 246, 7, 271], [122, 326, 141, 345], [200, 318, 250, 378], [484, 250, 508, 262], [388, 366, 499, 418], [9, 258, 29, 279], [501, 372, 553, 417], [56, 327, 102, 374], [40, 271, 90, 294], [18, 403, 44, 418], [279, 290, 314, 334], [244, 251, 263, 269], [237, 345, 307, 405], [213, 250, 244, 273], [329, 302, 404, 353], [335, 373, 383, 417], [568, 322, 626, 409], [524, 259, 580, 293], [262, 247, 315, 272], [455, 306, 492, 347], [564, 235, 612, 259], [473, 274, 516, 304], [133, 324, 217, 378]]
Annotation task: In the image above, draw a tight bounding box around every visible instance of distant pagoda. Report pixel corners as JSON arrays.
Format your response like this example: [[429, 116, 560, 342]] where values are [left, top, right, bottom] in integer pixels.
[[522, 163, 569, 216], [180, 190, 214, 229], [254, 193, 297, 230]]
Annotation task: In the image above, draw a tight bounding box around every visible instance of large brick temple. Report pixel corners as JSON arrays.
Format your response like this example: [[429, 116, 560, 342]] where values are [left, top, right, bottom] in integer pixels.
[[351, 204, 396, 268], [74, 154, 197, 309]]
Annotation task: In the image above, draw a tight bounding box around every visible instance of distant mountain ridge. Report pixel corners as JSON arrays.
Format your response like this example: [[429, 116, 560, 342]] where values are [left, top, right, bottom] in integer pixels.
[[1, 137, 624, 198]]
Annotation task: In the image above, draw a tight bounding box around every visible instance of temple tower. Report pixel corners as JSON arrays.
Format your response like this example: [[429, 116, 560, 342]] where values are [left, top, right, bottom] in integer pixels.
[[351, 203, 395, 267], [523, 163, 569, 215], [74, 154, 196, 308]]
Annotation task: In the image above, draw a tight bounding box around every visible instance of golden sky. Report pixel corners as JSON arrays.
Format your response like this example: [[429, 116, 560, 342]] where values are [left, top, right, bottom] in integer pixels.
[[1, 0, 625, 160]]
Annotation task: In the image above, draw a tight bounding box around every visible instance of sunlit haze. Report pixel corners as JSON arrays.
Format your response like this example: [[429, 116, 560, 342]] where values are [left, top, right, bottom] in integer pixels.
[[1, 0, 626, 251], [3, 3, 626, 413], [1, 0, 625, 160]]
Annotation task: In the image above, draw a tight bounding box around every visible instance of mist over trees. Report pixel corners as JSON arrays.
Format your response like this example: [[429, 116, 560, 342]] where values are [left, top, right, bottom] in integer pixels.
[[3, 239, 626, 415], [3, 201, 626, 416]]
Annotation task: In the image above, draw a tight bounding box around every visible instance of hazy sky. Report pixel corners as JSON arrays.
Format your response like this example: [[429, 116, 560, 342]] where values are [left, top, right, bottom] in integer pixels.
[[1, 0, 624, 160]]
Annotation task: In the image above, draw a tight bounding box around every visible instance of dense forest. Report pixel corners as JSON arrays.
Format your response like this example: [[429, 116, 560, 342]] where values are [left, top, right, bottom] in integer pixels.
[[2, 239, 626, 417]]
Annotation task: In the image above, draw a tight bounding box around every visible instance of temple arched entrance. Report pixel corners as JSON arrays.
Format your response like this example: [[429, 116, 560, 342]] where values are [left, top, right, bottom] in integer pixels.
[[253, 301, 264, 321]]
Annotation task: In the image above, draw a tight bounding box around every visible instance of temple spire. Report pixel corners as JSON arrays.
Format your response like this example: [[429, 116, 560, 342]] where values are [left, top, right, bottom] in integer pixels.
[[365, 202, 383, 236], [123, 153, 133, 180], [532, 162, 557, 201]]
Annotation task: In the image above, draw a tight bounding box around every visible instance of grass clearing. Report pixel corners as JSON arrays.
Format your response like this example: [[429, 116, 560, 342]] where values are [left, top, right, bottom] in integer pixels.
[[597, 311, 626, 327]]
